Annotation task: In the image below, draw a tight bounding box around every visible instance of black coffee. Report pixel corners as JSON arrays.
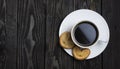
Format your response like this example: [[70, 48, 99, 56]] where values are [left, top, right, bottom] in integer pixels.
[[74, 21, 98, 46]]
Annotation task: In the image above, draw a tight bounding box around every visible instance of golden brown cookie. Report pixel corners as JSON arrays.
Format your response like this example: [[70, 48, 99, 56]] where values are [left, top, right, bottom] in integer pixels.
[[60, 32, 75, 49], [72, 46, 90, 60]]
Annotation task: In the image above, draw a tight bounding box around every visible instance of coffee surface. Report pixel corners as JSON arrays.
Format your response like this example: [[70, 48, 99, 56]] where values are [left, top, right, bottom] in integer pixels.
[[74, 22, 98, 46]]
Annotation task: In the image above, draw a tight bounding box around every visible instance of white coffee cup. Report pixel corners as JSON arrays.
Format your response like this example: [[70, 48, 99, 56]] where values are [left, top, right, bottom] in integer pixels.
[[71, 20, 99, 48]]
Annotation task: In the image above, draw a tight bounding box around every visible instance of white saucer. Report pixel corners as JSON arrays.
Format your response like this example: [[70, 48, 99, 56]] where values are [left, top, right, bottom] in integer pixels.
[[59, 9, 110, 59]]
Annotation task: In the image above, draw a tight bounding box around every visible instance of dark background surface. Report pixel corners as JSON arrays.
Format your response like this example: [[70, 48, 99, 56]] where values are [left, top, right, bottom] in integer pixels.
[[0, 0, 119, 69]]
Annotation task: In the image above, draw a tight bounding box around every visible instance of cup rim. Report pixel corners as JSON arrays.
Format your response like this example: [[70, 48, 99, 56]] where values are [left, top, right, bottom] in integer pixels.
[[71, 20, 99, 48]]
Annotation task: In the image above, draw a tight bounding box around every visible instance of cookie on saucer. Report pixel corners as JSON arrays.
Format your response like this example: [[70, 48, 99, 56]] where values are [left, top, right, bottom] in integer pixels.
[[60, 32, 75, 49], [72, 46, 90, 60]]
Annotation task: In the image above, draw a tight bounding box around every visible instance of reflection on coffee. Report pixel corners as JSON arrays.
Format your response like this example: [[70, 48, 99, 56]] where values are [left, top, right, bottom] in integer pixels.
[[74, 21, 98, 46]]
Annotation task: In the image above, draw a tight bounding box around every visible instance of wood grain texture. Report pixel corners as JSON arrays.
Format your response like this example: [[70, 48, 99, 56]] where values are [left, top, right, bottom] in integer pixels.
[[17, 0, 45, 69], [102, 0, 120, 69], [5, 0, 17, 69], [0, 0, 120, 69], [32, 0, 46, 69], [74, 0, 102, 69], [0, 0, 6, 69], [45, 0, 74, 69]]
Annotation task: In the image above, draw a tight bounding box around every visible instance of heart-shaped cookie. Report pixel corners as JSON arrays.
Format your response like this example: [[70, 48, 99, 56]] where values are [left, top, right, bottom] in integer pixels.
[[72, 46, 90, 60], [60, 32, 75, 49]]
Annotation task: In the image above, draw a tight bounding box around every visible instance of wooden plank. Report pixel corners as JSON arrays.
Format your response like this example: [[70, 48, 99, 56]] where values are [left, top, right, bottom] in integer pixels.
[[45, 0, 74, 69], [5, 0, 17, 69], [17, 0, 32, 68], [17, 0, 45, 69], [32, 0, 46, 69], [102, 0, 120, 69], [0, 0, 6, 69], [74, 0, 102, 69], [17, 0, 30, 68]]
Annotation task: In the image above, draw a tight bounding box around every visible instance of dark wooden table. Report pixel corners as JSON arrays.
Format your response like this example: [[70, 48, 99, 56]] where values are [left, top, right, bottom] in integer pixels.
[[0, 0, 119, 69]]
